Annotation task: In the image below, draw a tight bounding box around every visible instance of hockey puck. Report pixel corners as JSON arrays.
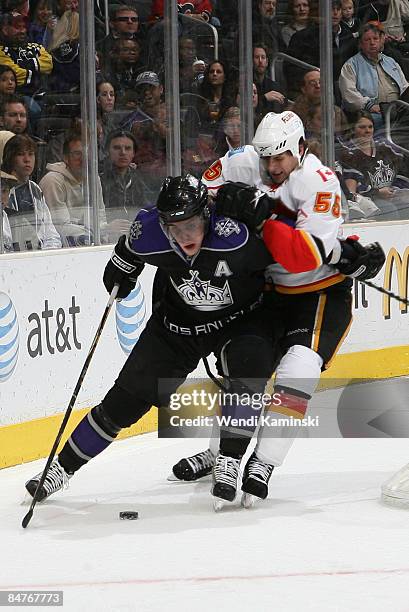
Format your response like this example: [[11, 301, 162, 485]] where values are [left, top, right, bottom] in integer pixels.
[[119, 511, 139, 520]]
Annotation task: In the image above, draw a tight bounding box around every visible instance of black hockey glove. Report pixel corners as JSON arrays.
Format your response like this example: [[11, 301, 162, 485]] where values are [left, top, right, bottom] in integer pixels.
[[336, 237, 385, 281], [215, 182, 276, 231], [103, 234, 145, 299]]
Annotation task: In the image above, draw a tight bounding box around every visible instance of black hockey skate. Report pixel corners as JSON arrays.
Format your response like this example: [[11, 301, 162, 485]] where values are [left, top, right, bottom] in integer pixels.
[[241, 452, 274, 508], [25, 459, 72, 502], [211, 453, 241, 511], [169, 448, 215, 481]]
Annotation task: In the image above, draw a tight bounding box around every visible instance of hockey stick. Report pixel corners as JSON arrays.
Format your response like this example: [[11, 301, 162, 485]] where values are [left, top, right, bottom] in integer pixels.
[[361, 280, 409, 308], [203, 355, 230, 393], [22, 284, 119, 529]]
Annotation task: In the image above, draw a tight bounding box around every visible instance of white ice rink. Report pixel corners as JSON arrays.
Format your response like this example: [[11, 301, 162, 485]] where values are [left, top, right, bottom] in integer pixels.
[[2, 431, 409, 612]]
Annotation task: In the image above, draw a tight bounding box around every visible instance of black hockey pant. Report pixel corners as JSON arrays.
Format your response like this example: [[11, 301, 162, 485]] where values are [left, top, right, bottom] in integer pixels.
[[59, 310, 275, 473]]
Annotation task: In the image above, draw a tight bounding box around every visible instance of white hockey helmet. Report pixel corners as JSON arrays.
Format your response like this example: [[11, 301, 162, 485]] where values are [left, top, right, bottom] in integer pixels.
[[252, 111, 305, 162]]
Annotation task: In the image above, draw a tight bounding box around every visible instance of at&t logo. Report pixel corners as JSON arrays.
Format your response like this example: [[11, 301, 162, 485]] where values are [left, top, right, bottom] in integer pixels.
[[0, 292, 19, 382], [115, 283, 146, 354]]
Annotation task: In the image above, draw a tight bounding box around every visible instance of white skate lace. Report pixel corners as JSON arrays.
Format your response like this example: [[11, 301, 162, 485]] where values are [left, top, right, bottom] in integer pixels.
[[186, 449, 215, 474], [213, 455, 241, 487], [246, 456, 273, 483], [35, 460, 71, 496]]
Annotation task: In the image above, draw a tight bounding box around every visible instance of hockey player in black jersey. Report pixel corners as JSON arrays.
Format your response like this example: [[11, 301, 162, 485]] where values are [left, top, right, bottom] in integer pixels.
[[25, 174, 278, 509]]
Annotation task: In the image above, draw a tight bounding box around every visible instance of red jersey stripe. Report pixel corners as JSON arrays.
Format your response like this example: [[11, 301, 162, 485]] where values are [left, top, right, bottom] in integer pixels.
[[262, 220, 323, 273]]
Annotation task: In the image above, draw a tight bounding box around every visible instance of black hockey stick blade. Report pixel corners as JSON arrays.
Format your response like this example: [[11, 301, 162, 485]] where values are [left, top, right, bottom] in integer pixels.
[[22, 509, 33, 529]]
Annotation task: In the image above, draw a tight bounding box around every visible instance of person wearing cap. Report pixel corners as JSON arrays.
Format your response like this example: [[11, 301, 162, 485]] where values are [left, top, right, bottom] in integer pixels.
[[115, 70, 164, 129], [339, 22, 409, 131], [0, 11, 52, 97], [118, 71, 167, 196], [132, 71, 166, 158], [133, 70, 163, 112]]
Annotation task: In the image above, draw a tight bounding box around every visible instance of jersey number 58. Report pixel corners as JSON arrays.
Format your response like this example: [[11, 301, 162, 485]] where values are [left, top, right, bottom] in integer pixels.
[[313, 192, 341, 217]]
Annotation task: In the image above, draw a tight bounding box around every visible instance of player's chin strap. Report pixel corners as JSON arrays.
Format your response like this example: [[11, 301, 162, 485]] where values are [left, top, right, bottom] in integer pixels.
[[361, 279, 409, 308]]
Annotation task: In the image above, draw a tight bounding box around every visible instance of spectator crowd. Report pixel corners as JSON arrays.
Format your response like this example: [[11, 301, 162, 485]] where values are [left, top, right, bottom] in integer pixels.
[[2, 0, 409, 253]]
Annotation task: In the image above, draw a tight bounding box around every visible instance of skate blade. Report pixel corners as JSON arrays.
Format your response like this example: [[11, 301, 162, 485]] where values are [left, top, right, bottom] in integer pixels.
[[167, 472, 181, 482], [381, 493, 409, 508], [241, 492, 257, 509]]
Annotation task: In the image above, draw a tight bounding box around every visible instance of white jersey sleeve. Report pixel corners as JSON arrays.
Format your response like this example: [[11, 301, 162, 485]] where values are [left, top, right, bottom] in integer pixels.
[[202, 145, 263, 195]]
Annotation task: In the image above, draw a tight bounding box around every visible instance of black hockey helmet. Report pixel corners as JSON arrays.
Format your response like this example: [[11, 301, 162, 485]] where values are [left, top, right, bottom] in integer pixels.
[[157, 174, 209, 224]]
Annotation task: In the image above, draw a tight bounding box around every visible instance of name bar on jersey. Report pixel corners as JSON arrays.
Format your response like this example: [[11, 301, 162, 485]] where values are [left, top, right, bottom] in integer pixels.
[[163, 299, 262, 336]]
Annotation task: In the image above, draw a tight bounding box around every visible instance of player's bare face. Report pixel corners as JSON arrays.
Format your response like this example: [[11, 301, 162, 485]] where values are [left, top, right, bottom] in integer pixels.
[[263, 152, 298, 184], [168, 216, 205, 256]]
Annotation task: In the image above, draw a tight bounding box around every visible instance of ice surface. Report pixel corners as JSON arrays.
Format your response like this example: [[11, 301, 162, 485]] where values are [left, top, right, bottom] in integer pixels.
[[2, 433, 409, 612]]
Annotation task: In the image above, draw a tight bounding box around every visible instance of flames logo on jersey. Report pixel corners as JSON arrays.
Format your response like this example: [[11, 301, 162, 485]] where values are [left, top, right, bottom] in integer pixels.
[[171, 270, 232, 311], [215, 218, 241, 238], [203, 159, 222, 181]]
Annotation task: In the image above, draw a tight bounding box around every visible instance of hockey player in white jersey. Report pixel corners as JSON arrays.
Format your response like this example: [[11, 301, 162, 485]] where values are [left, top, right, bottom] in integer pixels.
[[172, 111, 385, 507]]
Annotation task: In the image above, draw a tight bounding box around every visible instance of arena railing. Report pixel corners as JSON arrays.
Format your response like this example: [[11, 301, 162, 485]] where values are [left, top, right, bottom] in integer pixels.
[[384, 99, 409, 156], [270, 52, 319, 97]]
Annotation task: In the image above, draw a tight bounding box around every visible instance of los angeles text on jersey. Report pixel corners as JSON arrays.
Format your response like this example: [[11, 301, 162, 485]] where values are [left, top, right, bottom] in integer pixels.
[[162, 299, 261, 335]]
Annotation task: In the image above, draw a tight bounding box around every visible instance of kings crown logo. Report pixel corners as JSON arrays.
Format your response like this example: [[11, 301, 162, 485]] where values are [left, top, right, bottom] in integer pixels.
[[368, 160, 395, 188], [215, 218, 241, 238], [171, 270, 232, 311]]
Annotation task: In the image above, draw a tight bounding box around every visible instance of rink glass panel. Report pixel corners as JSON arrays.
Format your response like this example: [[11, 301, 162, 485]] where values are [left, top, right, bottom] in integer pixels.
[[1, 1, 403, 256]]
